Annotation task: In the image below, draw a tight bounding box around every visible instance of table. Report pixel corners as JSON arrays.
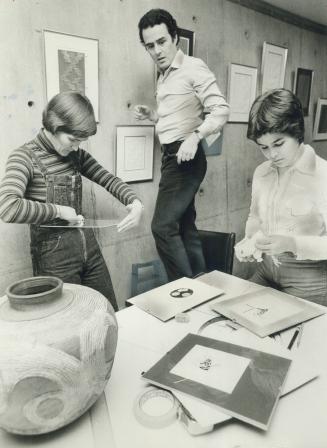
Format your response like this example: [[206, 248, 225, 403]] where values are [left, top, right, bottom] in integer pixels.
[[2, 271, 326, 448], [106, 270, 327, 448]]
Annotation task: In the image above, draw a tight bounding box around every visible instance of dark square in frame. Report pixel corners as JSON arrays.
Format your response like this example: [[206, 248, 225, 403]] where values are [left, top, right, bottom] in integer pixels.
[[313, 98, 327, 140], [294, 68, 314, 116], [178, 28, 194, 56]]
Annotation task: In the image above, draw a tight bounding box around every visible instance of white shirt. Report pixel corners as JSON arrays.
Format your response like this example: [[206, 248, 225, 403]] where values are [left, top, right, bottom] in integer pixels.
[[245, 145, 327, 260], [156, 50, 229, 144]]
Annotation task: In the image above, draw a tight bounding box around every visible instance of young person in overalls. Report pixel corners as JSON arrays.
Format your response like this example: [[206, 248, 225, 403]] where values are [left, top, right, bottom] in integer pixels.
[[0, 91, 144, 311]]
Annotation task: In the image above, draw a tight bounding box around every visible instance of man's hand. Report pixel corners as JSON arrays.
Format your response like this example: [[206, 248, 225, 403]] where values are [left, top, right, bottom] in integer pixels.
[[255, 235, 296, 256], [133, 105, 158, 123], [176, 133, 200, 164], [56, 205, 80, 221], [117, 200, 144, 233]]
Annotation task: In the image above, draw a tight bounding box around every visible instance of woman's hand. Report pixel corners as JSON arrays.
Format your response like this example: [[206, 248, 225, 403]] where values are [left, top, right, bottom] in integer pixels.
[[255, 235, 296, 256], [56, 205, 81, 221], [235, 237, 263, 262], [117, 200, 144, 233]]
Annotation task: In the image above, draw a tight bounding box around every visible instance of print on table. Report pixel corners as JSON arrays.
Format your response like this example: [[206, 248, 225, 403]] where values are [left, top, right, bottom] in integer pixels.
[[170, 344, 250, 394]]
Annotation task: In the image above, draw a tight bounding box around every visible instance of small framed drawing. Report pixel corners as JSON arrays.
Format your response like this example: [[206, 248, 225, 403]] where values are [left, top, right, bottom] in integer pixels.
[[116, 125, 154, 182], [228, 63, 257, 122], [261, 42, 288, 94], [43, 30, 99, 121], [178, 28, 195, 56], [202, 130, 223, 156], [313, 98, 327, 140], [212, 287, 325, 338], [294, 68, 314, 116]]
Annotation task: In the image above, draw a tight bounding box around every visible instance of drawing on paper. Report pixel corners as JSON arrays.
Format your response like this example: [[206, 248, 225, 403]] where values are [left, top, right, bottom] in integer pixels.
[[58, 50, 85, 92], [230, 291, 300, 326], [170, 288, 193, 298], [243, 303, 269, 316], [170, 344, 250, 394]]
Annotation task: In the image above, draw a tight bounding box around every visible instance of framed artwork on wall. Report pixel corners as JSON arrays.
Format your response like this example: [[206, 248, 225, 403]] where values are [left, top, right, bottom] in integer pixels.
[[202, 130, 223, 156], [178, 28, 195, 56], [228, 63, 258, 123], [154, 27, 195, 89], [261, 42, 288, 94], [43, 30, 99, 121], [313, 98, 327, 141], [294, 68, 314, 116], [116, 125, 155, 182]]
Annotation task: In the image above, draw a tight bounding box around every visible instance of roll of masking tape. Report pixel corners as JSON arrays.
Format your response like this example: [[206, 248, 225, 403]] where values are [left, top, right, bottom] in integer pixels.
[[133, 387, 179, 429]]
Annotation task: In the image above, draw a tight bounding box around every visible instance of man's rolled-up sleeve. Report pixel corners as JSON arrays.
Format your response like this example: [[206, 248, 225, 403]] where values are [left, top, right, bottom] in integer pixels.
[[193, 59, 230, 138]]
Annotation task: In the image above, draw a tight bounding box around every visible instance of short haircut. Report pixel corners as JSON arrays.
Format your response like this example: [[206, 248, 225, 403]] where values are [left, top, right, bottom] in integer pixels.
[[247, 88, 305, 143], [138, 8, 179, 45], [42, 91, 97, 138]]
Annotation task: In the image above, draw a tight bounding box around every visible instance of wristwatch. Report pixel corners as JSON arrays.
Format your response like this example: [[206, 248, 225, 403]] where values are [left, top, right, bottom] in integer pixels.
[[194, 129, 203, 140]]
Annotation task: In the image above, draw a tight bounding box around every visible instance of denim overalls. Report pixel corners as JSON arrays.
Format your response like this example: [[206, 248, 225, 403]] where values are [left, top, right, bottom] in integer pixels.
[[28, 148, 118, 311]]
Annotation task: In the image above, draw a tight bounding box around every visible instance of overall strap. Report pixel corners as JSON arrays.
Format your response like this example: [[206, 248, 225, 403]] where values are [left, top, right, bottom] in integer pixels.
[[69, 150, 82, 174], [25, 143, 49, 179]]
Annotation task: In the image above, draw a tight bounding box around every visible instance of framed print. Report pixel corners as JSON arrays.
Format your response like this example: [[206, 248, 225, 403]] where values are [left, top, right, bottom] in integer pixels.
[[294, 68, 314, 116], [178, 28, 195, 56], [43, 30, 99, 121], [313, 98, 327, 140], [212, 287, 325, 338], [116, 125, 154, 183], [142, 333, 291, 430], [261, 42, 288, 93], [228, 63, 257, 122], [154, 28, 194, 89], [202, 130, 223, 156]]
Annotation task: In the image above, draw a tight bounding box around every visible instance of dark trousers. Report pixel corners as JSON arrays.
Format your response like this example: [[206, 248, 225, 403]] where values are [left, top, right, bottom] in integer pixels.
[[30, 227, 118, 311], [151, 141, 207, 281]]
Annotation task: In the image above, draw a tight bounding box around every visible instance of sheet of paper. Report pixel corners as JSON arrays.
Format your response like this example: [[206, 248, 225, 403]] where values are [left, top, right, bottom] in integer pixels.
[[128, 277, 224, 321], [230, 291, 300, 326], [171, 344, 250, 394]]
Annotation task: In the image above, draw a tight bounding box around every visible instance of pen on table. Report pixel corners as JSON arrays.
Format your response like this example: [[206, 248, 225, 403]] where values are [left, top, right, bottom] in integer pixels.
[[296, 324, 304, 347], [287, 325, 302, 350]]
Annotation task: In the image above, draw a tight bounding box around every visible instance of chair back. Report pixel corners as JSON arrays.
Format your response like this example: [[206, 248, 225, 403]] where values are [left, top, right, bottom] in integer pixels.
[[125, 259, 168, 306], [198, 230, 236, 274]]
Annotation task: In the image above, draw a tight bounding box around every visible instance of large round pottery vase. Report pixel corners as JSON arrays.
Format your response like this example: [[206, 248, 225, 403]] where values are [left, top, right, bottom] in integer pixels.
[[0, 276, 118, 435]]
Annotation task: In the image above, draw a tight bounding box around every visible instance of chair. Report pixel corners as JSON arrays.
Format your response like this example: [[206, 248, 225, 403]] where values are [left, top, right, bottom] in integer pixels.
[[125, 259, 168, 307], [198, 230, 236, 274]]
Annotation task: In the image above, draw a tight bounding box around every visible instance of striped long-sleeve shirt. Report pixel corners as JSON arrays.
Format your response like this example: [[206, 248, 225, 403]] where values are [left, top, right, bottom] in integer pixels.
[[0, 130, 139, 224]]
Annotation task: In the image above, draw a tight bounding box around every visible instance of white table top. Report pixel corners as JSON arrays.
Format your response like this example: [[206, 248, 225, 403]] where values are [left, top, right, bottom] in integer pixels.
[[106, 271, 327, 448], [2, 271, 326, 448]]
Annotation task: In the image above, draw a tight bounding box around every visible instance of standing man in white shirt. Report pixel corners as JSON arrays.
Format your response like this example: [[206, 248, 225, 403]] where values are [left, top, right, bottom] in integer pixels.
[[134, 8, 229, 281]]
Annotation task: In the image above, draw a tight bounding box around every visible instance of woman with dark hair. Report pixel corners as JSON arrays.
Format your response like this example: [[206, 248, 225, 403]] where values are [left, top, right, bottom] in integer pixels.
[[0, 91, 144, 311], [235, 88, 327, 305]]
